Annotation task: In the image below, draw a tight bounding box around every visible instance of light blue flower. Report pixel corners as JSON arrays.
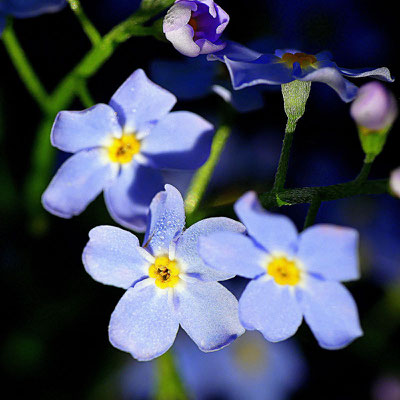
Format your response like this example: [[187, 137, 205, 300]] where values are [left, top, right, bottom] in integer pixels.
[[120, 331, 306, 400], [0, 0, 66, 35], [82, 184, 245, 361], [42, 69, 213, 232], [209, 41, 394, 102], [199, 191, 363, 349]]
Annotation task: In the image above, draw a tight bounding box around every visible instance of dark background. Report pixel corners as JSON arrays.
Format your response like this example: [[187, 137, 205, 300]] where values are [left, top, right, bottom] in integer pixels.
[[1, 0, 399, 398]]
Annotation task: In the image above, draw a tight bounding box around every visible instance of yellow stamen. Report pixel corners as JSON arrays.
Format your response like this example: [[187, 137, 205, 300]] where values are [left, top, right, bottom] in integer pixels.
[[267, 256, 301, 286], [149, 256, 180, 289], [281, 52, 317, 69], [108, 134, 141, 164]]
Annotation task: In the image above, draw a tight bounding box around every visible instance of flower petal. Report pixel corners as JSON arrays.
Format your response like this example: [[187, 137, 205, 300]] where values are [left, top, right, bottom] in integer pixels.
[[144, 184, 186, 256], [142, 111, 213, 170], [208, 40, 262, 62], [109, 69, 177, 132], [4, 0, 66, 18], [163, 1, 195, 33], [297, 224, 360, 281], [51, 104, 122, 153], [176, 281, 244, 352], [165, 25, 201, 57], [299, 277, 363, 349], [198, 231, 266, 279], [239, 278, 303, 342], [109, 283, 179, 361], [176, 217, 246, 281], [42, 148, 117, 218], [104, 163, 164, 233], [82, 225, 151, 289], [339, 66, 394, 82], [234, 191, 299, 255]]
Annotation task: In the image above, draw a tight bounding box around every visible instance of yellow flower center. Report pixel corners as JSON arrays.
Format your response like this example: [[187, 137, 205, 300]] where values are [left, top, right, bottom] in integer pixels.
[[281, 52, 317, 69], [267, 256, 301, 286], [148, 256, 180, 289], [108, 134, 141, 164], [234, 338, 265, 373]]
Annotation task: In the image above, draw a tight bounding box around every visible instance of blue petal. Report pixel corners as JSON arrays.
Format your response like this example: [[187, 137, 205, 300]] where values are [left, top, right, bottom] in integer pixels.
[[109, 69, 177, 132], [234, 191, 299, 256], [2, 0, 66, 18], [176, 217, 246, 282], [176, 281, 244, 352], [42, 148, 117, 218], [239, 278, 303, 342], [82, 225, 152, 289], [198, 231, 266, 279], [144, 184, 186, 256], [211, 84, 265, 113], [109, 282, 179, 361], [299, 277, 363, 349], [208, 40, 263, 62], [338, 66, 394, 82], [297, 224, 360, 282], [150, 57, 215, 100], [51, 104, 121, 153], [297, 66, 359, 102], [104, 163, 164, 233], [142, 111, 214, 170]]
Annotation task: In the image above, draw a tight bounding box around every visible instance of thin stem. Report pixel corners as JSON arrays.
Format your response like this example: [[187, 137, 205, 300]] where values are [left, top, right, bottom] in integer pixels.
[[184, 125, 231, 215], [354, 160, 373, 185], [303, 196, 322, 229], [272, 117, 296, 192], [155, 351, 188, 400], [1, 23, 50, 112], [76, 80, 95, 108], [67, 0, 102, 46]]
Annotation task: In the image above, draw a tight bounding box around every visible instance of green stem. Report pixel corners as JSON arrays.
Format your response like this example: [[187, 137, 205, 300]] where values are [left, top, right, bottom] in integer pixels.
[[155, 351, 188, 400], [303, 196, 322, 229], [1, 22, 50, 112], [260, 178, 388, 208], [272, 117, 296, 192], [76, 80, 95, 108], [354, 160, 373, 185], [184, 125, 231, 215], [67, 0, 102, 46]]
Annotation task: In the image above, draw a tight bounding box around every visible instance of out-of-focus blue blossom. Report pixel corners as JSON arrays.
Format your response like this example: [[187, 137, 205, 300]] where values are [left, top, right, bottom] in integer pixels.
[[372, 376, 400, 400], [209, 41, 394, 102], [199, 191, 363, 349], [163, 0, 229, 57], [82, 185, 245, 361], [42, 69, 213, 232], [120, 331, 306, 400], [351, 82, 398, 132], [0, 0, 66, 35], [390, 167, 400, 198], [151, 55, 264, 112]]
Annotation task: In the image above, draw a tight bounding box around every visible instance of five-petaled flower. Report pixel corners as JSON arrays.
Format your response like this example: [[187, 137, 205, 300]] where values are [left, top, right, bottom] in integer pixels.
[[208, 41, 394, 102], [42, 69, 213, 232], [199, 191, 363, 350], [163, 0, 229, 57], [82, 184, 245, 361], [0, 0, 66, 35]]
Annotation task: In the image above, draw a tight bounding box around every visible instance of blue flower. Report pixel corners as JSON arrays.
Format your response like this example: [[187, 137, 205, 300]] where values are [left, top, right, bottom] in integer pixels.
[[209, 41, 394, 102], [82, 184, 245, 361], [42, 69, 213, 232], [151, 55, 265, 113], [120, 331, 306, 400], [0, 0, 66, 35], [199, 191, 363, 349]]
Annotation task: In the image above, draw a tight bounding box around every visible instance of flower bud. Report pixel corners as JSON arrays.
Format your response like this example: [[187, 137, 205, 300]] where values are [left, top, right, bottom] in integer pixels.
[[163, 0, 229, 57], [390, 167, 400, 198]]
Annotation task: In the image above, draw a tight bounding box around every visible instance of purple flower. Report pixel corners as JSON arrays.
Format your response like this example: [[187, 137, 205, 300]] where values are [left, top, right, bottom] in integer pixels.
[[199, 191, 363, 349], [209, 41, 394, 102], [82, 185, 245, 361], [163, 0, 229, 57], [350, 82, 398, 132], [42, 69, 213, 232], [0, 0, 66, 34]]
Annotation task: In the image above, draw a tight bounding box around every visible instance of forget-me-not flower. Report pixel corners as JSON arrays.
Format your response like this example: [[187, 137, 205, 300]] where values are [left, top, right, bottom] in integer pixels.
[[42, 69, 213, 232], [0, 0, 66, 35], [163, 0, 229, 57], [199, 191, 363, 349], [82, 184, 245, 361], [209, 41, 394, 102]]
